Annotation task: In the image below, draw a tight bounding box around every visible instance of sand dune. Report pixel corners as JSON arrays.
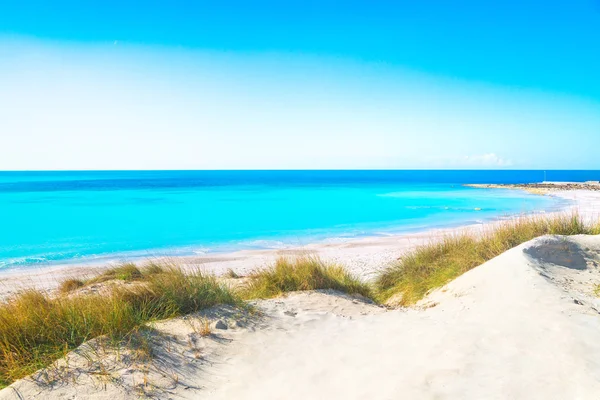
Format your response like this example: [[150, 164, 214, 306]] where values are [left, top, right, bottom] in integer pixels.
[[3, 234, 600, 399], [199, 235, 600, 400]]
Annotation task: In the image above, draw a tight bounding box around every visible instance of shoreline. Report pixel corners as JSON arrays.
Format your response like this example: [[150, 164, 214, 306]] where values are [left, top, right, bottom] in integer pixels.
[[0, 187, 598, 300], [0, 190, 566, 273], [466, 181, 600, 195], [5, 233, 600, 398]]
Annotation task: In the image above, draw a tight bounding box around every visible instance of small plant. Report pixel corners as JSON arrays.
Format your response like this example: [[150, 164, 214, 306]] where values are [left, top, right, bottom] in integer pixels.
[[58, 279, 85, 294], [127, 329, 154, 363], [241, 256, 373, 300], [224, 268, 240, 279], [188, 318, 212, 337], [87, 263, 143, 285], [198, 319, 212, 337]]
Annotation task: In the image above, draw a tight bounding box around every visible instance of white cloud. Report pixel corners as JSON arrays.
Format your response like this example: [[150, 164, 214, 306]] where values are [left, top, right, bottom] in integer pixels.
[[427, 153, 514, 169], [462, 153, 513, 167]]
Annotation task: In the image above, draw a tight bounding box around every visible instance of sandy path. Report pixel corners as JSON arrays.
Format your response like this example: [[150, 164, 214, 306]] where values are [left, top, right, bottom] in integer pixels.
[[4, 235, 600, 399], [198, 235, 600, 399]]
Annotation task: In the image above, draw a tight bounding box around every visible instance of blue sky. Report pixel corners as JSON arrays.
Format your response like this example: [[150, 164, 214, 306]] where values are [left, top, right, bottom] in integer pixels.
[[1, 1, 599, 169]]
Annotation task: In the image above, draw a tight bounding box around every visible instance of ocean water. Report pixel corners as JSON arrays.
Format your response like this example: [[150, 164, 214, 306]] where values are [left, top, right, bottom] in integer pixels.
[[0, 170, 596, 270]]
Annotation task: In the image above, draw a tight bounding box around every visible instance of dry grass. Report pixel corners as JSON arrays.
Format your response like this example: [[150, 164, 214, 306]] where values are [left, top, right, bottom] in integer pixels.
[[142, 262, 165, 276], [0, 265, 240, 388], [241, 256, 373, 300], [3, 214, 597, 388], [65, 262, 166, 290], [188, 318, 212, 338], [375, 213, 600, 306], [58, 279, 85, 294], [86, 263, 144, 285], [224, 268, 240, 279]]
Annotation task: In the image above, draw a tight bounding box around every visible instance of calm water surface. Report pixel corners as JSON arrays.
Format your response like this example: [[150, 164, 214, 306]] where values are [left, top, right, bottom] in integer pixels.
[[1, 170, 595, 270]]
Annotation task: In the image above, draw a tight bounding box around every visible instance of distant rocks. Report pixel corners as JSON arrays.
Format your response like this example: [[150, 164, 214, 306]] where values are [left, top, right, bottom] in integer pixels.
[[465, 182, 600, 193]]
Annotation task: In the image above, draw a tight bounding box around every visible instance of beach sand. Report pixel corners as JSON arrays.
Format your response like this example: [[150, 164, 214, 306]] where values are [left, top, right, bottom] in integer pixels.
[[3, 233, 600, 399], [198, 235, 600, 400]]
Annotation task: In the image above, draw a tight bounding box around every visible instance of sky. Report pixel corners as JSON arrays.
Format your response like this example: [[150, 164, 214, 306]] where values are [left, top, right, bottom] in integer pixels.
[[1, 1, 599, 170]]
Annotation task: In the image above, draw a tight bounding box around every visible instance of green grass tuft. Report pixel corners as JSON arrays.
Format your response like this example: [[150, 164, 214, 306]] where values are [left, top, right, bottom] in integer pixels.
[[241, 256, 373, 300], [375, 213, 600, 306], [86, 263, 143, 285], [0, 266, 240, 388]]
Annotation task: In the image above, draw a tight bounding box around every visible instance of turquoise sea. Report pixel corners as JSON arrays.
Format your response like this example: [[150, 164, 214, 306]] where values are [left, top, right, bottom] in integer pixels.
[[1, 170, 597, 271]]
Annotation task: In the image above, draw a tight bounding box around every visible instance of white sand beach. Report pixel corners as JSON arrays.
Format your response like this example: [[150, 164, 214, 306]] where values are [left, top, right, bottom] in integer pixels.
[[4, 2, 598, 396], [3, 232, 600, 399], [198, 235, 600, 400]]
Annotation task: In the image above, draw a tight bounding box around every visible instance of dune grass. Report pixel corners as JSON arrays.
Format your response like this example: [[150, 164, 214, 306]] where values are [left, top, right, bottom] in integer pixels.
[[375, 213, 600, 306], [58, 278, 85, 294], [84, 262, 158, 285], [0, 266, 240, 388], [224, 268, 240, 279], [241, 256, 373, 300], [2, 214, 598, 388], [57, 262, 167, 294]]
